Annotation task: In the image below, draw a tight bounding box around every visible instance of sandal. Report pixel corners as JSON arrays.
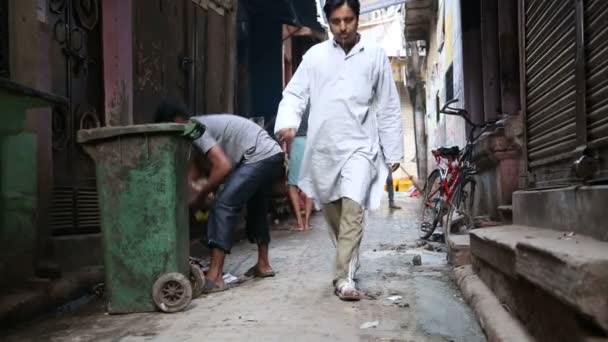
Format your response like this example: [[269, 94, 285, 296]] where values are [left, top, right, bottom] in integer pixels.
[[201, 279, 229, 294], [335, 284, 366, 301], [243, 265, 276, 278]]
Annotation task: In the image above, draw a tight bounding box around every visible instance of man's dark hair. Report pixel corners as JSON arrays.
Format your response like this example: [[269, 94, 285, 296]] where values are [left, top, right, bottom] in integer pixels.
[[323, 0, 360, 19], [154, 98, 191, 123]]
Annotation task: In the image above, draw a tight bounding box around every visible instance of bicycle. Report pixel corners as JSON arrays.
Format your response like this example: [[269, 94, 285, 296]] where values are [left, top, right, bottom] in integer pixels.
[[418, 99, 499, 240]]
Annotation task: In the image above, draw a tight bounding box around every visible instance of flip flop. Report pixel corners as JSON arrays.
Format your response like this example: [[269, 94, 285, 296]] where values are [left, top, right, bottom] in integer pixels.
[[243, 266, 276, 278], [201, 279, 229, 294]]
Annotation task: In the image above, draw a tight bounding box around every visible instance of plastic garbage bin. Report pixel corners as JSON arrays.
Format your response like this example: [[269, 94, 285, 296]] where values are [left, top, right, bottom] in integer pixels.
[[77, 122, 205, 314]]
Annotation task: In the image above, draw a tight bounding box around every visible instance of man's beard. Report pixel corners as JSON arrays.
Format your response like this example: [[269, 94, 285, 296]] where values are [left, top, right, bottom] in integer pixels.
[[335, 33, 358, 50]]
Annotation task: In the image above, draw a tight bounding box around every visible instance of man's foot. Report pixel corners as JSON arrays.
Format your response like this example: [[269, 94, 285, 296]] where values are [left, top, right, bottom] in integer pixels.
[[290, 225, 305, 232], [335, 284, 366, 301], [202, 278, 228, 294], [244, 264, 276, 278], [389, 202, 402, 210]]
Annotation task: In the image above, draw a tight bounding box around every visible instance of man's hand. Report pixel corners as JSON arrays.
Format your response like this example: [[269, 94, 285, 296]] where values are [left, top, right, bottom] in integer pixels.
[[391, 163, 400, 172], [278, 128, 296, 146]]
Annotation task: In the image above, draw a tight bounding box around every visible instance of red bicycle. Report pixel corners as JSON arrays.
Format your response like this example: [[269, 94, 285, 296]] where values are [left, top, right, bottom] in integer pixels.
[[419, 99, 498, 240]]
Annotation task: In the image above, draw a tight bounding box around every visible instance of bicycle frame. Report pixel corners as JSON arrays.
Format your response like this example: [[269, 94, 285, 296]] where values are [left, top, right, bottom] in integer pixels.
[[427, 152, 462, 207]]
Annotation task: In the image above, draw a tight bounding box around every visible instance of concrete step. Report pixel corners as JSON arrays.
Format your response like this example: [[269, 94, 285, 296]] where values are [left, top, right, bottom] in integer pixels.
[[470, 226, 608, 340], [447, 233, 471, 267], [497, 205, 513, 223]]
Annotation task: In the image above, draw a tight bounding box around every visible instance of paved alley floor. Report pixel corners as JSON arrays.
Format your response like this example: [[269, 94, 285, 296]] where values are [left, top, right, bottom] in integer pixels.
[[2, 196, 485, 342]]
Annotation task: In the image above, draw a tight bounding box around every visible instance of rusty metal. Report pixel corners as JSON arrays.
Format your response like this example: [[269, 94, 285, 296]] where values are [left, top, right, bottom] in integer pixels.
[[132, 0, 190, 123], [0, 0, 8, 78]]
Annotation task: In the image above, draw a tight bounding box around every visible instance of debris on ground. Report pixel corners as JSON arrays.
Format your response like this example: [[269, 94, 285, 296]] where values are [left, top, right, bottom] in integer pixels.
[[383, 295, 410, 308], [559, 231, 576, 240], [404, 186, 420, 198], [415, 240, 427, 248], [189, 257, 209, 273], [360, 321, 380, 329], [222, 273, 239, 284], [91, 283, 105, 298], [430, 233, 445, 243], [397, 302, 410, 308], [412, 255, 422, 266]]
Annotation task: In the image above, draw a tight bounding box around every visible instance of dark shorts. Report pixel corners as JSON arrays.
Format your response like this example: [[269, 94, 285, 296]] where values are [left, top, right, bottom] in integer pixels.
[[205, 153, 283, 253]]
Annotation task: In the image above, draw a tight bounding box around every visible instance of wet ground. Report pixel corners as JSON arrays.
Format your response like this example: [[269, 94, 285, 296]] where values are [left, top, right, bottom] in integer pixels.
[[1, 195, 485, 342]]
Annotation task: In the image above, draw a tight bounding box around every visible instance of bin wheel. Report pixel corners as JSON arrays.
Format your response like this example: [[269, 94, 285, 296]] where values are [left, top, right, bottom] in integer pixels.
[[189, 264, 206, 299], [152, 272, 192, 313]]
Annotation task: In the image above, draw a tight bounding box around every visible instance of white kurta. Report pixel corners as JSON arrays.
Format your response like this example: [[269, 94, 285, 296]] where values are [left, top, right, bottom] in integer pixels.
[[275, 38, 403, 210]]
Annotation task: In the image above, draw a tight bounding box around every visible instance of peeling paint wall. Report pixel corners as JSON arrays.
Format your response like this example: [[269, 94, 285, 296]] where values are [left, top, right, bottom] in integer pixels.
[[423, 0, 466, 176]]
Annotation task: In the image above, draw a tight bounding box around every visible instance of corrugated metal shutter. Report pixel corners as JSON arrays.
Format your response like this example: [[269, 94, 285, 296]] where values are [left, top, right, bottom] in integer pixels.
[[524, 0, 577, 187], [585, 0, 608, 181]]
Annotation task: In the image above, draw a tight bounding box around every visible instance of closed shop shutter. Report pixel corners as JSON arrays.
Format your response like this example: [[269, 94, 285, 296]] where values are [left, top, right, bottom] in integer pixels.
[[523, 0, 608, 187], [524, 0, 578, 187], [585, 0, 608, 181]]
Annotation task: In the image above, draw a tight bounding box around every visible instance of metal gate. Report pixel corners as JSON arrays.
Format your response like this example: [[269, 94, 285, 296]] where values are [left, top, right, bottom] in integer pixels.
[[132, 0, 229, 123], [49, 0, 103, 235], [522, 0, 608, 188]]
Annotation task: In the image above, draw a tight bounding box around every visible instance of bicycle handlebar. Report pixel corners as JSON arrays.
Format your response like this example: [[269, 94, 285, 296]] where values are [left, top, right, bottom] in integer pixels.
[[439, 99, 480, 128], [439, 98, 459, 114], [438, 98, 504, 144]]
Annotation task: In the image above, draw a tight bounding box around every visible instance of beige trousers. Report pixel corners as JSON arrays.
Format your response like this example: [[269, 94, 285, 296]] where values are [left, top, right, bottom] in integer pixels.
[[323, 197, 364, 289]]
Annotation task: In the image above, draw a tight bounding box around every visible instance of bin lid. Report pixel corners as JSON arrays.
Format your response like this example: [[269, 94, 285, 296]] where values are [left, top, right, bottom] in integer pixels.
[[77, 123, 190, 144]]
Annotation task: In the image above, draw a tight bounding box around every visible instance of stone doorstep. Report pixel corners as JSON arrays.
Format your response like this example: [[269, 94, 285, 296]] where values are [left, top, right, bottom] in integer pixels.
[[472, 257, 606, 342], [470, 226, 524, 278], [516, 232, 608, 333], [471, 225, 608, 333], [447, 233, 471, 267]]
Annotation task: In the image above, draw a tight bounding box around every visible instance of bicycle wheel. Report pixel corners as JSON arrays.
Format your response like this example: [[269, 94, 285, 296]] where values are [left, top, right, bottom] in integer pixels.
[[446, 177, 476, 239], [419, 170, 443, 239]]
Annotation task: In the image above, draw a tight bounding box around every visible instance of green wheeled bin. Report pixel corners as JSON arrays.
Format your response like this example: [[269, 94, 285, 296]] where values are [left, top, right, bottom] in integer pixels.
[[77, 122, 206, 314]]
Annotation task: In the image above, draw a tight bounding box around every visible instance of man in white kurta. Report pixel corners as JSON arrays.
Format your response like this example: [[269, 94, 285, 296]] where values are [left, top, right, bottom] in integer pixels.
[[275, 0, 403, 301]]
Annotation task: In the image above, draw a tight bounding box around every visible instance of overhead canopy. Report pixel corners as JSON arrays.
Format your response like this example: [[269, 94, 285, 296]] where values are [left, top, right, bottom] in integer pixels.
[[246, 0, 325, 32]]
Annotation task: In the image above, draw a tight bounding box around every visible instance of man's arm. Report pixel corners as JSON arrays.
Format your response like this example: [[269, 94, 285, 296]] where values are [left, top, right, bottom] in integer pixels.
[[275, 54, 312, 145], [192, 145, 232, 207], [374, 50, 404, 167]]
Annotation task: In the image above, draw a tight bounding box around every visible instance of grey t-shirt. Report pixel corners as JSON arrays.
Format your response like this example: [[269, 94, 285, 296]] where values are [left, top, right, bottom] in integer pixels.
[[192, 114, 282, 165]]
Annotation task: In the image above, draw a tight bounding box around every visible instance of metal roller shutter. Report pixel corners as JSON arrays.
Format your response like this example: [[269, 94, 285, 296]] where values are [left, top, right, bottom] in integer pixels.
[[585, 0, 608, 181], [524, 0, 577, 187]]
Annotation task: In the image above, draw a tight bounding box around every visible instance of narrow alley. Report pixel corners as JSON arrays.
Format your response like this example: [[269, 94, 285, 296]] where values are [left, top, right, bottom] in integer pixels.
[[1, 196, 484, 342]]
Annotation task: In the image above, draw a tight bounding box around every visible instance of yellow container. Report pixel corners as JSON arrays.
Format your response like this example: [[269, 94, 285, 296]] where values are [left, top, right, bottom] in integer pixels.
[[384, 178, 413, 192], [397, 178, 413, 191]]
